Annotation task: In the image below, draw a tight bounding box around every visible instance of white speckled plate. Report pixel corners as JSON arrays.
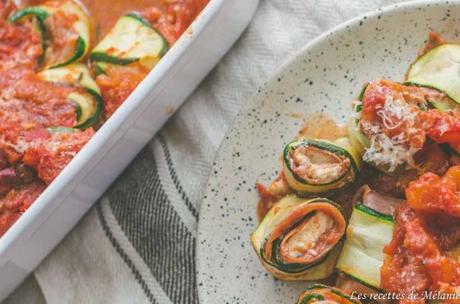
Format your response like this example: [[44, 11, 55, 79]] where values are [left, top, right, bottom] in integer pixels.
[[197, 1, 460, 303]]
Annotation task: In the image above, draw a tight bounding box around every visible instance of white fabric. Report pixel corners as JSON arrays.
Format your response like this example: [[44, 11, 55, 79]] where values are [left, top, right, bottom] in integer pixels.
[[5, 0, 407, 303], [37, 204, 150, 304]]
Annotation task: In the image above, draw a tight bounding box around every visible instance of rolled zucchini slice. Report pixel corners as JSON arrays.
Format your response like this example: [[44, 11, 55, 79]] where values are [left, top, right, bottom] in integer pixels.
[[46, 0, 90, 68], [9, 1, 90, 69], [426, 96, 460, 112], [251, 196, 346, 281], [283, 138, 361, 194], [348, 104, 370, 156], [336, 204, 394, 290], [8, 7, 48, 60], [406, 44, 460, 105], [90, 13, 168, 71], [39, 64, 102, 129], [296, 284, 360, 304], [93, 61, 108, 76], [348, 84, 371, 154], [348, 119, 369, 156]]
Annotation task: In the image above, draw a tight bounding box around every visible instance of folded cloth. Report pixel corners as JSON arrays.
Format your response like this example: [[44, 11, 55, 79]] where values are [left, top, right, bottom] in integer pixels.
[[5, 0, 403, 303]]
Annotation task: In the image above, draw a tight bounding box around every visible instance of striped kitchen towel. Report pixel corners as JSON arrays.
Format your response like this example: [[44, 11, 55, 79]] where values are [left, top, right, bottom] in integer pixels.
[[5, 0, 404, 303]]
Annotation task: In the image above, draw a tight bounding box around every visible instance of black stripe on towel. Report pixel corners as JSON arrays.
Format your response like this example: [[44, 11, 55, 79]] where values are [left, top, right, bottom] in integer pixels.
[[157, 133, 199, 220], [96, 203, 157, 304], [106, 146, 199, 304]]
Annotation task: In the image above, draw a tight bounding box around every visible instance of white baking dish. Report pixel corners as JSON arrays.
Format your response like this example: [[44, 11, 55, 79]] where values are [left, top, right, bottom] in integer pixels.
[[0, 0, 259, 299]]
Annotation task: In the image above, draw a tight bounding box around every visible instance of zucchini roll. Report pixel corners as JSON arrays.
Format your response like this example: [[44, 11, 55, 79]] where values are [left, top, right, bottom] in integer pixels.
[[91, 13, 168, 74], [39, 64, 103, 129], [296, 284, 361, 304], [9, 1, 91, 69], [348, 96, 370, 155], [251, 196, 346, 281], [406, 44, 460, 105], [283, 138, 361, 194], [7, 7, 47, 59], [336, 204, 394, 289]]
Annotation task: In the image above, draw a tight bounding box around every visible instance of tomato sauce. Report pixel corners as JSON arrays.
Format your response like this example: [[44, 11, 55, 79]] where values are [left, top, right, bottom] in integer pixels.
[[0, 0, 208, 236], [44, 6, 80, 67], [21, 0, 208, 43], [0, 19, 43, 70], [95, 64, 148, 119], [23, 128, 94, 184], [362, 80, 460, 155], [0, 181, 45, 236], [381, 167, 460, 303], [92, 0, 209, 119], [0, 73, 77, 163], [361, 80, 428, 151], [255, 114, 453, 221], [139, 0, 208, 45], [255, 109, 460, 300]]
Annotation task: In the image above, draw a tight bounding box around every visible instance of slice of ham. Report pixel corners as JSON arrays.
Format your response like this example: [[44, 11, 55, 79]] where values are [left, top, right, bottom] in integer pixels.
[[353, 185, 403, 216]]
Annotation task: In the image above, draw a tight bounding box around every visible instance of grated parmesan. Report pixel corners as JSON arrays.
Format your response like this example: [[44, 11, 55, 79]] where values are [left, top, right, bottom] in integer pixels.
[[0, 136, 31, 154], [362, 94, 421, 172]]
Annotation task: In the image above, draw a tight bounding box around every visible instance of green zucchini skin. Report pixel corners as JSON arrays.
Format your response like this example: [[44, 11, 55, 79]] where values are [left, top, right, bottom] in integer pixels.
[[8, 7, 50, 23], [9, 1, 90, 69], [69, 89, 103, 129], [348, 85, 372, 164], [251, 196, 346, 281], [90, 52, 139, 66], [336, 204, 394, 289], [357, 83, 369, 102], [296, 284, 361, 304], [354, 204, 394, 223], [283, 138, 361, 194], [8, 7, 49, 63], [46, 1, 90, 69], [406, 43, 460, 105], [93, 62, 107, 76], [425, 94, 460, 113], [90, 13, 168, 71], [348, 100, 370, 156], [38, 64, 103, 129], [51, 36, 87, 69], [124, 13, 168, 59]]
